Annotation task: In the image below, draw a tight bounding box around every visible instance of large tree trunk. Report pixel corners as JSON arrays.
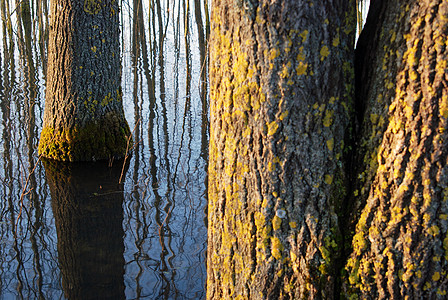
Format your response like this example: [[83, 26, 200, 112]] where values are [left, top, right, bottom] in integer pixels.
[[38, 0, 130, 161], [346, 0, 448, 298], [207, 0, 356, 298]]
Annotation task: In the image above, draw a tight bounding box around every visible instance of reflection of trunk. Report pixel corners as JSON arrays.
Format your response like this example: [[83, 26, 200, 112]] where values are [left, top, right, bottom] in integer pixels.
[[155, 0, 164, 49], [193, 0, 209, 160], [37, 0, 49, 73], [16, 0, 35, 79], [23, 22, 43, 295], [208, 1, 355, 298], [193, 0, 206, 77], [39, 0, 130, 161], [43, 160, 126, 300], [1, 0, 15, 67], [346, 1, 448, 298], [14, 0, 24, 55], [0, 21, 13, 216], [203, 0, 210, 45], [154, 20, 176, 298]]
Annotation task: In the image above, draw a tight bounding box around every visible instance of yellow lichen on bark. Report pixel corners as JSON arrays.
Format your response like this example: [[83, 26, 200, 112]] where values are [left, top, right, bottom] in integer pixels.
[[208, 1, 356, 299], [346, 1, 448, 298]]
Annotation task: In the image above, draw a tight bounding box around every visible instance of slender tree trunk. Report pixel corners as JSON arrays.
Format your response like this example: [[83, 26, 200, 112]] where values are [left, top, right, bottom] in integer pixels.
[[207, 0, 356, 298], [39, 0, 130, 161], [346, 0, 448, 298]]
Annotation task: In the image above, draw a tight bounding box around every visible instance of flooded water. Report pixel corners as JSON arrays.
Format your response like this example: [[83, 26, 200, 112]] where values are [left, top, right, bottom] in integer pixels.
[[0, 0, 209, 298]]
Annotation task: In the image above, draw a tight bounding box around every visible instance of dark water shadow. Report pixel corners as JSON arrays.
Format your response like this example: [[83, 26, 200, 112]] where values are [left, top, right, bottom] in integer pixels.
[[43, 159, 128, 300]]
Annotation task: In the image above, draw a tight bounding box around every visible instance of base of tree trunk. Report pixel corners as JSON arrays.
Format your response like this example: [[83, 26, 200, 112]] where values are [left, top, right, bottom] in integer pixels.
[[38, 112, 131, 161]]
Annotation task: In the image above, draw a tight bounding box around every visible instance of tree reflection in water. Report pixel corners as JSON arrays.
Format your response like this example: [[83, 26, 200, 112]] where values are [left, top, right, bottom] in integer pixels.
[[43, 160, 126, 300]]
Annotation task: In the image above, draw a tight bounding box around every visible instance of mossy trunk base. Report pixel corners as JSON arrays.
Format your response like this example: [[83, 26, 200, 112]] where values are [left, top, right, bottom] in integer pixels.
[[39, 112, 130, 161]]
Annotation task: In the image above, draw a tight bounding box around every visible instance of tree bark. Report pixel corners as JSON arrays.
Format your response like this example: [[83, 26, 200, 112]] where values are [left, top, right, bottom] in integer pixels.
[[207, 0, 356, 298], [43, 160, 126, 299], [346, 0, 448, 298], [38, 0, 130, 161]]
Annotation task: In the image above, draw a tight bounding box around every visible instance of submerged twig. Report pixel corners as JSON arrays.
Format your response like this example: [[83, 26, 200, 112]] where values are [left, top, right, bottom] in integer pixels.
[[119, 119, 141, 184], [16, 154, 42, 228]]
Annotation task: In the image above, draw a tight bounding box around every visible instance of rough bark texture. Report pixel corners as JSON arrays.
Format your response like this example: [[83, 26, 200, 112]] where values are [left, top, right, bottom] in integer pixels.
[[207, 0, 355, 298], [346, 0, 448, 298], [43, 160, 126, 299], [38, 0, 130, 161]]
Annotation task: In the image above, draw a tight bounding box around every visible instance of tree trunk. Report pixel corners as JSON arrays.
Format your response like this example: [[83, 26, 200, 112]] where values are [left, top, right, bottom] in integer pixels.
[[43, 160, 126, 299], [38, 0, 130, 161], [207, 0, 356, 298], [346, 0, 448, 298]]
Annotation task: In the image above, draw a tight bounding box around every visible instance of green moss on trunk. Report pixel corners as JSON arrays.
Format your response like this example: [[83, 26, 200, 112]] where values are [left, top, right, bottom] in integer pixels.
[[38, 112, 131, 161]]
